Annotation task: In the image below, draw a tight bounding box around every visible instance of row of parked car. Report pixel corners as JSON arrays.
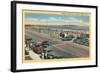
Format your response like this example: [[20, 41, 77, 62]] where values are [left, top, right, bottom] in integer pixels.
[[25, 38, 65, 59], [25, 38, 51, 53]]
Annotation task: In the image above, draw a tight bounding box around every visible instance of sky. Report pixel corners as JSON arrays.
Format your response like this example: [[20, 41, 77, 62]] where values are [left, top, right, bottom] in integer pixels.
[[25, 13, 89, 25]]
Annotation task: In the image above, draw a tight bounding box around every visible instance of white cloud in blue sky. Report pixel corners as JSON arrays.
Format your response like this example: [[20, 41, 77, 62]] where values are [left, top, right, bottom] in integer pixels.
[[25, 13, 89, 25]]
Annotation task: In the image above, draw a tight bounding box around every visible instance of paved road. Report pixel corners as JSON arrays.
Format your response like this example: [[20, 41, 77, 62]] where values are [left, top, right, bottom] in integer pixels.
[[26, 29, 61, 43], [48, 42, 89, 57], [26, 29, 89, 58]]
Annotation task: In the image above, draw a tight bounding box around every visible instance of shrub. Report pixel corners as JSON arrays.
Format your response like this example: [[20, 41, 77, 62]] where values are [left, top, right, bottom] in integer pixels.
[[61, 34, 74, 41], [74, 34, 89, 46]]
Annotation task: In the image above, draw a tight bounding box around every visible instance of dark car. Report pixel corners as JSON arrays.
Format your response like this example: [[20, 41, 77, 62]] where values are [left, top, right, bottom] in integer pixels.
[[42, 41, 50, 48], [25, 38, 32, 44]]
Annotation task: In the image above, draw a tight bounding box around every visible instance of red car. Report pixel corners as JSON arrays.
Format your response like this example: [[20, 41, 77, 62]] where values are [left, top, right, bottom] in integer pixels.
[[34, 44, 44, 51]]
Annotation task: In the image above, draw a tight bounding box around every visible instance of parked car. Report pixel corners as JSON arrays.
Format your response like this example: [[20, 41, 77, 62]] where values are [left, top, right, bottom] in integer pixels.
[[42, 41, 50, 48]]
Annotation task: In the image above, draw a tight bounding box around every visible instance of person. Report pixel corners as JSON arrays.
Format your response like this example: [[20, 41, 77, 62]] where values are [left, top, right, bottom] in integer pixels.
[[41, 51, 44, 59], [25, 44, 30, 55], [43, 50, 48, 59]]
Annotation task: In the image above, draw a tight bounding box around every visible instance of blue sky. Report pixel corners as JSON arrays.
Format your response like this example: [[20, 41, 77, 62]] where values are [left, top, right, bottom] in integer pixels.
[[25, 13, 89, 25]]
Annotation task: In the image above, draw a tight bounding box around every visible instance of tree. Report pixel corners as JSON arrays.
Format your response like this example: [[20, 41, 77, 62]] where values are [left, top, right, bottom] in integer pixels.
[[59, 32, 65, 38]]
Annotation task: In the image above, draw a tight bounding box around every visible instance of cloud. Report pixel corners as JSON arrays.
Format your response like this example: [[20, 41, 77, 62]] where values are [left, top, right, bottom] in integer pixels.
[[82, 22, 89, 26], [26, 16, 84, 23], [49, 17, 58, 21], [48, 17, 68, 22], [26, 18, 39, 22], [68, 17, 82, 22], [40, 19, 48, 22], [40, 17, 61, 22], [40, 17, 58, 22]]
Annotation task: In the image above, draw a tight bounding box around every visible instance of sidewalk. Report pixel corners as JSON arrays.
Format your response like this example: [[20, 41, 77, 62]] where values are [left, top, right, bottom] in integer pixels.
[[29, 50, 41, 59]]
